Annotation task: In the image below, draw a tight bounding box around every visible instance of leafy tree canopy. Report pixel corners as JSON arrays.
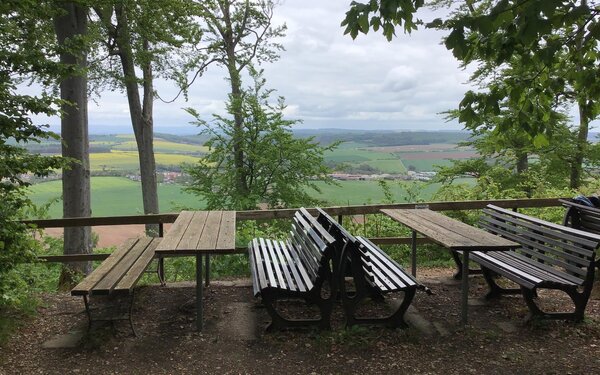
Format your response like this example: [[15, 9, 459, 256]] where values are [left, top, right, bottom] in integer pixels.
[[342, 1, 600, 138], [184, 68, 335, 210]]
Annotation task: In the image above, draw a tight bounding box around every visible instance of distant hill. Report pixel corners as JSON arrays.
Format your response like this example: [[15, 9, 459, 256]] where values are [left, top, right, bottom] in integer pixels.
[[292, 129, 473, 147]]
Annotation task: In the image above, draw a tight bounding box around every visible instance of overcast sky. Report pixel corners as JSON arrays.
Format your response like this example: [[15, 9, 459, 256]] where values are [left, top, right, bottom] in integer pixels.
[[44, 1, 472, 134]]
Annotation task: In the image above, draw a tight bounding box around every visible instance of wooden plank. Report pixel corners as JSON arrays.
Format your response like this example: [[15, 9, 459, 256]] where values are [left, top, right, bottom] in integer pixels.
[[487, 205, 600, 243], [259, 238, 278, 288], [216, 211, 236, 251], [155, 211, 195, 253], [266, 238, 286, 288], [71, 237, 139, 296], [382, 208, 514, 250], [279, 240, 306, 292], [177, 211, 209, 250], [273, 240, 295, 291], [195, 211, 222, 250], [285, 239, 314, 291], [114, 238, 160, 293], [251, 238, 268, 291], [234, 198, 563, 220], [92, 237, 154, 295], [357, 236, 417, 288], [300, 207, 335, 244], [247, 241, 261, 296]]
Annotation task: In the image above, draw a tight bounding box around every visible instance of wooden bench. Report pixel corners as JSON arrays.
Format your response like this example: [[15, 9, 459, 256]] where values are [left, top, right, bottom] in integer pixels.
[[316, 208, 420, 328], [71, 236, 161, 335], [561, 198, 600, 234], [470, 205, 600, 321], [248, 208, 336, 330]]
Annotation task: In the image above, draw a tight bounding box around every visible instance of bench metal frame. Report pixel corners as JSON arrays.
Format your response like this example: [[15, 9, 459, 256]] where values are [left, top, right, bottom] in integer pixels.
[[316, 208, 419, 329], [471, 205, 600, 322], [248, 208, 337, 331]]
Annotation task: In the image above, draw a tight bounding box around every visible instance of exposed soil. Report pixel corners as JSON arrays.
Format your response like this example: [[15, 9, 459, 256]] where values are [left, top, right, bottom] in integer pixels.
[[1, 268, 599, 375]]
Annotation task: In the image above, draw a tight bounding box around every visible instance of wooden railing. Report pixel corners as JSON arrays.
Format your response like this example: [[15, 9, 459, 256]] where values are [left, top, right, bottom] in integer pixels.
[[25, 197, 565, 262]]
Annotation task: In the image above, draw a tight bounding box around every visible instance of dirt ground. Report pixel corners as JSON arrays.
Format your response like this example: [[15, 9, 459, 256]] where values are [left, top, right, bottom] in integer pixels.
[[1, 267, 599, 375]]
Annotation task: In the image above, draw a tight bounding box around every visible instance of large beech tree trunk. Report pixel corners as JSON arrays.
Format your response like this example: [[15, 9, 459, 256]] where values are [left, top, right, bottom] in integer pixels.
[[114, 6, 159, 234], [54, 2, 92, 288]]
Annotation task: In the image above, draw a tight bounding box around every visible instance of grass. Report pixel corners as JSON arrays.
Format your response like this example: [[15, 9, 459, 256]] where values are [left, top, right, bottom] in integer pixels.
[[325, 147, 407, 174], [401, 158, 455, 172], [27, 177, 476, 218], [310, 178, 475, 206], [27, 177, 205, 217], [90, 151, 200, 171], [112, 140, 209, 154]]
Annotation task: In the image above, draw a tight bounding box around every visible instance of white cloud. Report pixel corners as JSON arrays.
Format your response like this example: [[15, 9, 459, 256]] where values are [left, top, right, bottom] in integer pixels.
[[37, 1, 473, 133]]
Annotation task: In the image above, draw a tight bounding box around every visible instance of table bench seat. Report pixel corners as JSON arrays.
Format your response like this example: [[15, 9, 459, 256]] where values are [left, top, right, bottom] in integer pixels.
[[316, 208, 419, 328], [248, 208, 336, 330], [470, 205, 600, 321], [71, 236, 161, 335]]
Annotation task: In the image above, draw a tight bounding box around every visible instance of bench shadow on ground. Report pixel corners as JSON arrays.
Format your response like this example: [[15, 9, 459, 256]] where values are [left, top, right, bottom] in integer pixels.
[[4, 268, 600, 374]]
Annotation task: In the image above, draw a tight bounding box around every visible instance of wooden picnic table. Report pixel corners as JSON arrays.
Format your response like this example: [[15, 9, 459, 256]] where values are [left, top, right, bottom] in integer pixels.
[[155, 210, 236, 330], [380, 208, 519, 325]]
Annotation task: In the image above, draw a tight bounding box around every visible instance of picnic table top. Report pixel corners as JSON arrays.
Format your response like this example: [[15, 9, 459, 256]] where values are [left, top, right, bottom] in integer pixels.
[[380, 208, 519, 251], [155, 210, 236, 255]]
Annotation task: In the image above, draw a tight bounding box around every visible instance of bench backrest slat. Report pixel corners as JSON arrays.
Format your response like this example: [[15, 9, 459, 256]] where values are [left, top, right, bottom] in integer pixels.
[[480, 205, 600, 280], [479, 219, 594, 275], [561, 198, 600, 234], [356, 236, 417, 289]]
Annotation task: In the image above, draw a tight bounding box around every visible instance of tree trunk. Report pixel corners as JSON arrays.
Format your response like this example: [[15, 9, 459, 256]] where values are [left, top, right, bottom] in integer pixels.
[[515, 152, 528, 174], [54, 2, 92, 289], [115, 6, 159, 234], [570, 103, 589, 189], [221, 1, 249, 203]]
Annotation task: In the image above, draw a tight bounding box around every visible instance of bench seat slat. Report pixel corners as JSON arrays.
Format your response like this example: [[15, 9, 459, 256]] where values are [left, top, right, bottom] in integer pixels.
[[273, 240, 296, 291], [278, 240, 309, 292], [92, 237, 157, 295], [114, 238, 160, 293], [266, 238, 287, 289], [259, 238, 279, 289], [493, 251, 584, 285], [356, 236, 416, 292], [71, 237, 140, 296]]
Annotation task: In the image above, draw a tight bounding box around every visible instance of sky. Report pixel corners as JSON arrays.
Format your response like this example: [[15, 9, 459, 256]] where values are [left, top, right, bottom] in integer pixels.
[[42, 1, 473, 134]]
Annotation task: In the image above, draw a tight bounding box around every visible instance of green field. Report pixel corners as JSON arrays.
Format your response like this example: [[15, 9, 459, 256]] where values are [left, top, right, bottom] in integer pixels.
[[90, 151, 201, 171], [28, 177, 205, 217], [112, 140, 208, 154], [310, 178, 475, 206], [27, 177, 475, 218], [400, 158, 455, 172], [325, 148, 407, 174]]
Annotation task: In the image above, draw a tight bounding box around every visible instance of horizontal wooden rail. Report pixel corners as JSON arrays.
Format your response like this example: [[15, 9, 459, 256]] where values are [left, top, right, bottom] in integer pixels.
[[25, 197, 566, 263], [22, 213, 179, 229], [236, 197, 564, 220], [23, 197, 563, 228]]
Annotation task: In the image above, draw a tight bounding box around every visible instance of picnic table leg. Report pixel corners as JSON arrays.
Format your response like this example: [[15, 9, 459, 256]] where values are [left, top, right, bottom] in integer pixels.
[[461, 251, 469, 325], [411, 230, 417, 277], [196, 254, 203, 331], [205, 255, 210, 287]]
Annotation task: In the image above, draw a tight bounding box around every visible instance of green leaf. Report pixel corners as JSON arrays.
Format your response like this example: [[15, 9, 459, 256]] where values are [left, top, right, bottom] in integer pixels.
[[533, 134, 549, 148], [358, 13, 370, 33]]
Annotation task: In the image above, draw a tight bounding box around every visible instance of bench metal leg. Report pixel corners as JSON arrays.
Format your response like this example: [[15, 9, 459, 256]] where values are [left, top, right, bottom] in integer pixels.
[[205, 255, 210, 287], [460, 251, 469, 325], [158, 257, 166, 286], [522, 287, 588, 322], [411, 230, 417, 277], [83, 295, 92, 332], [196, 254, 204, 331], [128, 290, 138, 337]]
